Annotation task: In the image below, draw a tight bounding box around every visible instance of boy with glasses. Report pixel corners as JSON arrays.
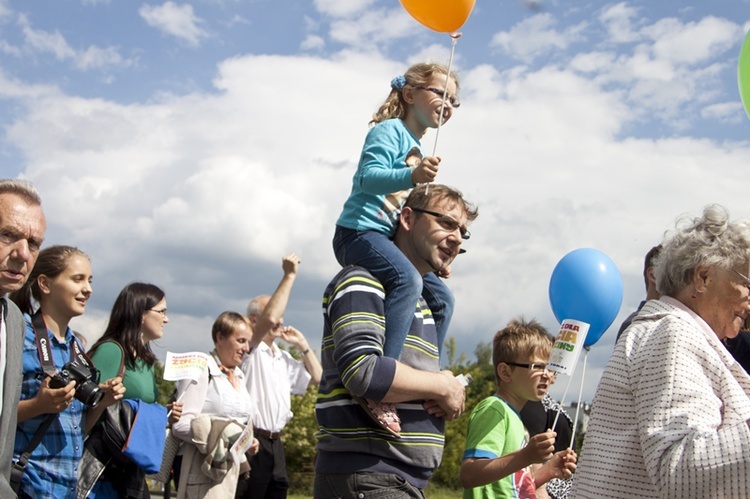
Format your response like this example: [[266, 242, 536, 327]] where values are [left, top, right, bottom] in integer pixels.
[[460, 319, 576, 498]]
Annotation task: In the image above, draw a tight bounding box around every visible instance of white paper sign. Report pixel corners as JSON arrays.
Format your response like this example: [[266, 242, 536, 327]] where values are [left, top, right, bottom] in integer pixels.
[[163, 351, 210, 381], [547, 319, 588, 377], [229, 423, 255, 463]]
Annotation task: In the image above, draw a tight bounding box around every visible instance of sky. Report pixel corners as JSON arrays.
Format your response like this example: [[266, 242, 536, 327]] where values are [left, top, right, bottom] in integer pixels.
[[1, 0, 749, 403]]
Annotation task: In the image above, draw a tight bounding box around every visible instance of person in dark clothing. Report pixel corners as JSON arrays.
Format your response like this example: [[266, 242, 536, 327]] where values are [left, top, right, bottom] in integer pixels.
[[724, 317, 750, 373], [616, 244, 662, 343]]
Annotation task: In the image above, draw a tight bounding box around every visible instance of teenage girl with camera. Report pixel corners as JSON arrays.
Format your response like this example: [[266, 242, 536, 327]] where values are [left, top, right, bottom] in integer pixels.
[[8, 245, 125, 499]]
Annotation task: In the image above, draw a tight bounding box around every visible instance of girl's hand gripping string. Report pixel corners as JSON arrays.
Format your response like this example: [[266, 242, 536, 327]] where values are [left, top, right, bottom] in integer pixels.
[[411, 156, 441, 185]]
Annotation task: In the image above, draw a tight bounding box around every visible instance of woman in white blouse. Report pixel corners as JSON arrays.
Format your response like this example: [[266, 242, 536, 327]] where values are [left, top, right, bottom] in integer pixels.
[[573, 204, 750, 498], [172, 312, 260, 498]]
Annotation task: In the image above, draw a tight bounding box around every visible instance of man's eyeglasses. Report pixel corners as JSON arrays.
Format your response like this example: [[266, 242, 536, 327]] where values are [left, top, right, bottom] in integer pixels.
[[410, 207, 470, 240], [414, 86, 461, 108], [507, 362, 552, 375]]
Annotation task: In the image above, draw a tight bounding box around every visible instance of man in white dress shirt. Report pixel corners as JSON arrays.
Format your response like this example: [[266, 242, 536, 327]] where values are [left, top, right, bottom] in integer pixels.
[[235, 293, 322, 499], [0, 179, 46, 499]]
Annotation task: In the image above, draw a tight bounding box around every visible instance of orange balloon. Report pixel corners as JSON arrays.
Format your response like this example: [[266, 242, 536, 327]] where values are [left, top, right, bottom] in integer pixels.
[[399, 0, 476, 33]]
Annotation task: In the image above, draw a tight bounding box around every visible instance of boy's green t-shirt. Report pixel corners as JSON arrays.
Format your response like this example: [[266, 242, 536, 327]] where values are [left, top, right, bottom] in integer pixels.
[[90, 341, 158, 403], [462, 395, 536, 499]]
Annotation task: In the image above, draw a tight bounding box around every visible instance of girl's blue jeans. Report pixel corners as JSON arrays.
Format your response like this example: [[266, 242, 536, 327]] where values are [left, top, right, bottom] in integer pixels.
[[333, 225, 454, 359]]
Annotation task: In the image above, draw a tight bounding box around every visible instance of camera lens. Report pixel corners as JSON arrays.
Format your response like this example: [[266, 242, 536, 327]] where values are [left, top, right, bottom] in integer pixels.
[[61, 362, 105, 408], [75, 380, 104, 408]]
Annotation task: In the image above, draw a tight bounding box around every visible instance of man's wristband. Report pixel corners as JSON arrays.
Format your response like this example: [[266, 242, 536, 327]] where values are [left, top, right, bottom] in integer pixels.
[[301, 348, 310, 356]]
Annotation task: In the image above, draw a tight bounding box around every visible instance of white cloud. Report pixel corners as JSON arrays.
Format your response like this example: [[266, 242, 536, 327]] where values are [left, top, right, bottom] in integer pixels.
[[226, 14, 250, 28], [15, 13, 134, 71], [701, 101, 744, 123], [314, 0, 376, 18], [565, 12, 743, 124], [484, 7, 741, 128], [0, 39, 21, 57], [75, 45, 135, 70], [301, 34, 325, 51], [0, 0, 12, 21], [327, 7, 414, 48], [19, 13, 76, 61], [569, 51, 616, 73], [139, 2, 208, 47], [599, 2, 642, 43], [644, 16, 740, 65], [490, 13, 587, 63]]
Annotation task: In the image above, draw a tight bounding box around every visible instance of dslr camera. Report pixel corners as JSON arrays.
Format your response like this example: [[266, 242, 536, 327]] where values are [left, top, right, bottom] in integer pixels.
[[47, 362, 104, 408]]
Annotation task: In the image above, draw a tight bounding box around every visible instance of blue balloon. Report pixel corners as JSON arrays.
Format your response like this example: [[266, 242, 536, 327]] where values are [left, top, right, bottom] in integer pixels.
[[548, 248, 623, 347]]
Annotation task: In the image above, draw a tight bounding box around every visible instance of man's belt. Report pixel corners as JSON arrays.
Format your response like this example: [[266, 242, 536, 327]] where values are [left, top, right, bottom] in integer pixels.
[[255, 428, 282, 440]]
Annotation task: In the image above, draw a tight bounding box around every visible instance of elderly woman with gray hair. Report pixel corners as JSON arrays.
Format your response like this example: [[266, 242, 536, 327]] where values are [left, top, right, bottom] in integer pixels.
[[572, 204, 750, 499]]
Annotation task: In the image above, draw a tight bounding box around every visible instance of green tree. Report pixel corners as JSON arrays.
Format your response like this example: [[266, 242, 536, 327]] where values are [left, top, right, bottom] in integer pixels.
[[282, 347, 318, 495], [153, 361, 176, 405], [431, 340, 495, 489]]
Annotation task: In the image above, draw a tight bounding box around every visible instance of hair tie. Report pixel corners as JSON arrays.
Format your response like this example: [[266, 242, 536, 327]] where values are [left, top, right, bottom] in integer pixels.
[[390, 75, 407, 90]]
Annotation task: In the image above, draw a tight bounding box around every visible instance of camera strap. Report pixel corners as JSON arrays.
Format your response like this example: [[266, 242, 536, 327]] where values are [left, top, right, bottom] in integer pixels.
[[31, 310, 95, 375], [12, 311, 72, 494], [10, 412, 56, 494]]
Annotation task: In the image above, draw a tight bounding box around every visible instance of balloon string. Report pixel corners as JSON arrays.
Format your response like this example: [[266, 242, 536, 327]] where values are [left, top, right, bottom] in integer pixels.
[[549, 367, 574, 433], [426, 32, 461, 195], [432, 33, 459, 157], [569, 346, 590, 450]]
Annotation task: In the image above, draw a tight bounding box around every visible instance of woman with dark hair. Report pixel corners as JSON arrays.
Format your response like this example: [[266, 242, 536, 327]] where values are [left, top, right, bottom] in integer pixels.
[[89, 282, 170, 403], [86, 282, 182, 497], [8, 245, 124, 499]]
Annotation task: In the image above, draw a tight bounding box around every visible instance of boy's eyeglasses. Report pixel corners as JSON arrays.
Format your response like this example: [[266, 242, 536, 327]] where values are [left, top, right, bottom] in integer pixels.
[[507, 362, 552, 375], [414, 86, 461, 108], [410, 207, 471, 240]]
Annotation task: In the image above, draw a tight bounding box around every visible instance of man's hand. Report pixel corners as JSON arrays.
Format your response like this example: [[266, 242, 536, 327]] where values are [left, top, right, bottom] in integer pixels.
[[248, 437, 260, 456], [248, 252, 301, 351], [279, 326, 308, 351], [422, 370, 465, 420], [282, 253, 301, 277]]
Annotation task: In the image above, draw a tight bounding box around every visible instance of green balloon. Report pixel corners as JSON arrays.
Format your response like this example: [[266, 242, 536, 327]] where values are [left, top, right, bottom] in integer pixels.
[[739, 30, 750, 119]]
